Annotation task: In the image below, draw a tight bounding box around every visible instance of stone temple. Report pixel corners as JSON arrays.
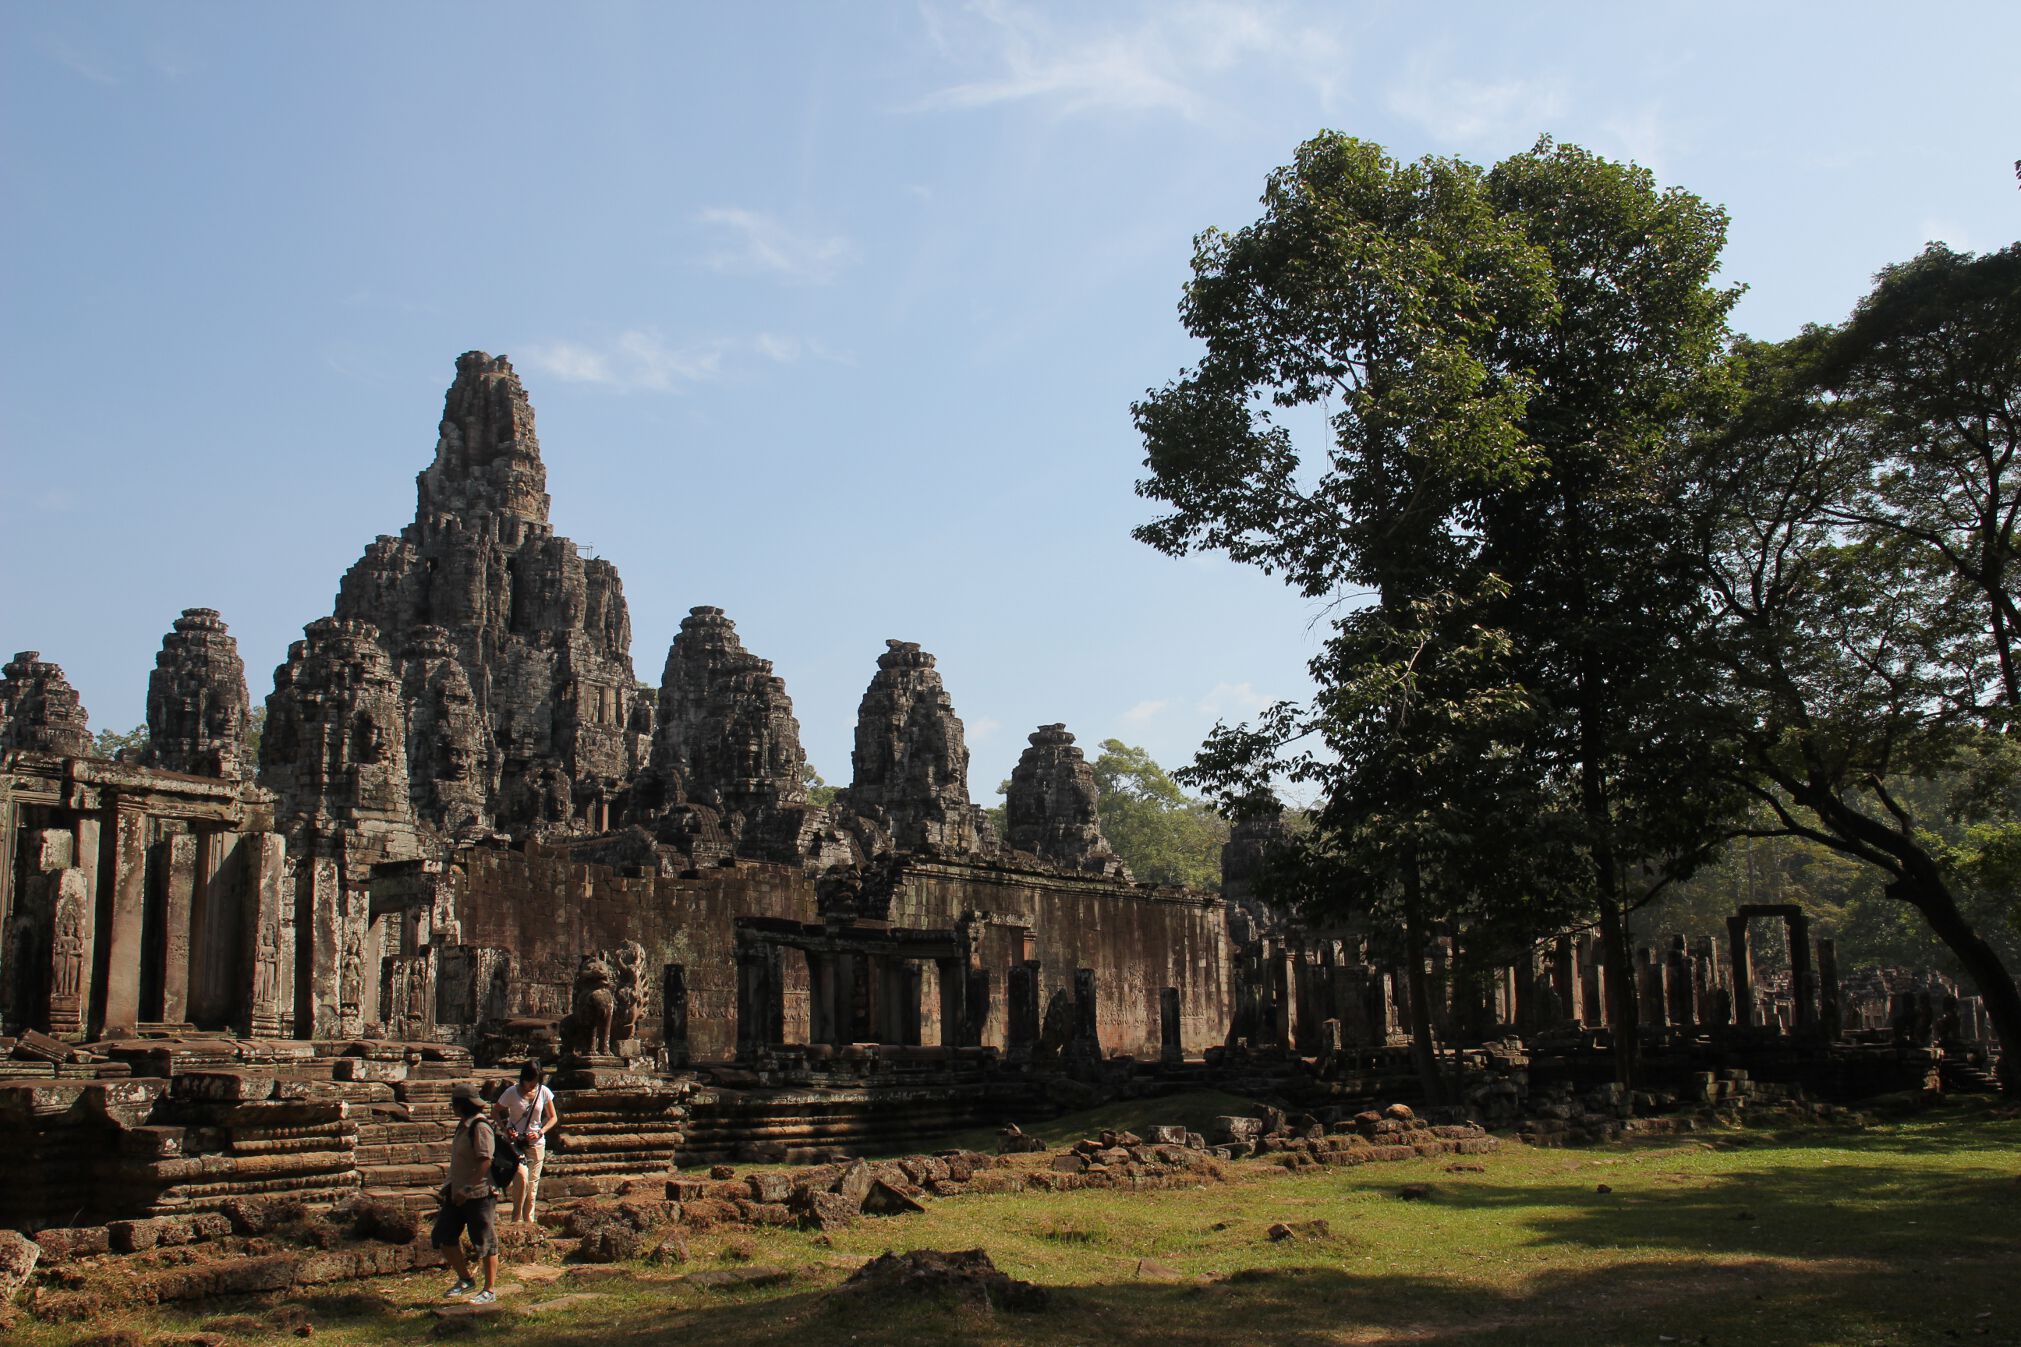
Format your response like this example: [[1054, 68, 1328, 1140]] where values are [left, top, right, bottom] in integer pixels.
[[0, 353, 1998, 1237]]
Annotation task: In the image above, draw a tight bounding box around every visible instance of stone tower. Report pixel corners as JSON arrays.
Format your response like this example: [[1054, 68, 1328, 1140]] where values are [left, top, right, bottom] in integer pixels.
[[843, 640, 996, 855], [0, 652, 93, 758], [1005, 724, 1127, 876], [329, 351, 639, 836], [650, 606, 808, 821], [139, 608, 252, 778], [261, 618, 414, 830], [397, 625, 490, 834]]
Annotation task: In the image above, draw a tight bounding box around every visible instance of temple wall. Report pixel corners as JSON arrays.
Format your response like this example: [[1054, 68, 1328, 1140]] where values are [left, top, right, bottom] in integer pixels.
[[452, 847, 820, 1063], [889, 859, 1233, 1060], [448, 846, 1234, 1063]]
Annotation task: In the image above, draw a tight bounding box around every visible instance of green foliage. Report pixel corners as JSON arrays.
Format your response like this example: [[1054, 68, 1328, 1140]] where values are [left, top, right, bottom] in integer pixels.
[[1089, 740, 1229, 890], [800, 762, 840, 809], [1134, 134, 1743, 1023], [92, 723, 148, 762], [1690, 244, 2021, 1079]]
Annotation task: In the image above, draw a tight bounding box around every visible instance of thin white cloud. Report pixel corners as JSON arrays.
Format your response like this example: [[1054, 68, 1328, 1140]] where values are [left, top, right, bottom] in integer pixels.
[[913, 0, 1348, 122], [1598, 105, 1674, 177], [1122, 698, 1174, 725], [698, 208, 855, 285], [522, 329, 851, 394], [1918, 217, 1976, 252], [49, 37, 119, 86], [754, 333, 801, 364], [968, 716, 1004, 744], [1197, 681, 1270, 720], [521, 331, 725, 393], [1385, 51, 1567, 150]]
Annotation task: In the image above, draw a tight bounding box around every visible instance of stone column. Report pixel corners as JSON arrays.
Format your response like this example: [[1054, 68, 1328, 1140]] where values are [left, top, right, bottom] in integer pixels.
[[1817, 938, 1842, 1041], [1788, 913, 1817, 1034], [663, 963, 690, 1066], [1691, 935, 1720, 1026], [1727, 915, 1754, 1028], [97, 804, 151, 1034], [808, 951, 837, 1046], [1666, 936, 1693, 1029], [735, 945, 764, 1058], [893, 960, 923, 1047], [1636, 949, 1665, 1027], [735, 943, 784, 1057], [0, 792, 17, 1005], [963, 967, 990, 1048], [1068, 967, 1101, 1068], [160, 834, 198, 1024], [294, 852, 343, 1038], [935, 957, 966, 1048], [242, 832, 288, 1037], [46, 865, 92, 1037], [1584, 962, 1608, 1028], [1553, 937, 1581, 1027], [1159, 986, 1182, 1065], [1006, 961, 1039, 1063]]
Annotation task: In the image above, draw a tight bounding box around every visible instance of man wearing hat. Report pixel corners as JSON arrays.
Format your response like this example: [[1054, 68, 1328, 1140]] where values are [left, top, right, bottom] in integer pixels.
[[434, 1082, 500, 1303]]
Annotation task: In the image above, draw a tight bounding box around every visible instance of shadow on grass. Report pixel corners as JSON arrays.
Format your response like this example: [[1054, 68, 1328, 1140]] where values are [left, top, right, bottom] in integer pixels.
[[424, 1250, 2020, 1347]]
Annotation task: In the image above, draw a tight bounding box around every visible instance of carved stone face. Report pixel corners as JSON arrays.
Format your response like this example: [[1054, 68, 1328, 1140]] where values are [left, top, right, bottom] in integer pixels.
[[353, 714, 387, 764]]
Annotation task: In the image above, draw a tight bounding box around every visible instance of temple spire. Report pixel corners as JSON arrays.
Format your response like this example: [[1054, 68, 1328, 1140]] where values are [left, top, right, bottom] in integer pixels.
[[414, 351, 550, 527]]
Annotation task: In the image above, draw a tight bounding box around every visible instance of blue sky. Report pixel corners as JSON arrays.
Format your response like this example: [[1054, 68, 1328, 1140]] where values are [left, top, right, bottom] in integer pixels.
[[3, 2, 2017, 800]]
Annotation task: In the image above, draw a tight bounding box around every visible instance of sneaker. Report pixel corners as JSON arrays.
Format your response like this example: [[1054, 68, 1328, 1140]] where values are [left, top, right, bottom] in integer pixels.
[[444, 1279, 476, 1300], [470, 1289, 497, 1305]]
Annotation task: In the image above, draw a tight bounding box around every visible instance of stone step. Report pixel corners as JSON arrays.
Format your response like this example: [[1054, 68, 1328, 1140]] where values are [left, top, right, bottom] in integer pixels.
[[358, 1163, 441, 1188]]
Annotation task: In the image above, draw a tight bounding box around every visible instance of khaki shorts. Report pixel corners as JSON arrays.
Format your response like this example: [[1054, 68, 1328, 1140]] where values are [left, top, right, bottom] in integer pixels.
[[431, 1193, 498, 1256]]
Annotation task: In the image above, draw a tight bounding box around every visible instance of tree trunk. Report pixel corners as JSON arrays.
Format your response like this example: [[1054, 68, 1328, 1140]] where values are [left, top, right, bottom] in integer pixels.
[[1581, 704, 1639, 1085], [1402, 862, 1447, 1107], [1596, 889, 1639, 1086], [1895, 868, 2021, 1094], [1787, 771, 2021, 1094]]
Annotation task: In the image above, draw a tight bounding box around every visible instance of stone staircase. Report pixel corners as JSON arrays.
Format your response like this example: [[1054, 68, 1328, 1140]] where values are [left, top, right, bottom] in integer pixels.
[[353, 1066, 490, 1212], [1938, 1054, 2003, 1094], [541, 1073, 690, 1201]]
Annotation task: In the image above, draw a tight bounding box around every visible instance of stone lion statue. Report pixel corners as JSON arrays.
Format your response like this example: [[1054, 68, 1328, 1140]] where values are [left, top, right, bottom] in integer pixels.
[[562, 953, 617, 1056], [611, 940, 647, 1046]]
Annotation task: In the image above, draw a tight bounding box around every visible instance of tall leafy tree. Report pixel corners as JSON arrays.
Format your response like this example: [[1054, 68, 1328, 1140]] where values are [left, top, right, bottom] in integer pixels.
[[1135, 134, 1741, 1084], [1473, 141, 1744, 1075], [1088, 740, 1229, 890], [1693, 247, 2021, 1087], [92, 723, 149, 761], [1812, 243, 2021, 716]]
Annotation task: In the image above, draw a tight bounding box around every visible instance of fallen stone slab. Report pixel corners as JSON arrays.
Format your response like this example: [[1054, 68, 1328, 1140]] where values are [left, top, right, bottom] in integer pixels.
[[863, 1178, 927, 1216]]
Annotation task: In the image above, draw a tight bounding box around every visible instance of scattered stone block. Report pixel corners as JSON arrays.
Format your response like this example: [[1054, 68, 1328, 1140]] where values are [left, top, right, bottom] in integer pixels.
[[0, 1228, 39, 1301]]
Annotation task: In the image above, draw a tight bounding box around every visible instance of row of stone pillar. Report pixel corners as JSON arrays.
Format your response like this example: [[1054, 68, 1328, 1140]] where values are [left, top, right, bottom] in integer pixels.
[[733, 950, 1187, 1067], [4, 810, 288, 1040]]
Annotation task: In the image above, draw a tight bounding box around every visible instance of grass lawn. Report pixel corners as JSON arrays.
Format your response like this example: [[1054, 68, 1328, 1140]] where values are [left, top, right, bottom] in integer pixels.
[[15, 1099, 2020, 1347]]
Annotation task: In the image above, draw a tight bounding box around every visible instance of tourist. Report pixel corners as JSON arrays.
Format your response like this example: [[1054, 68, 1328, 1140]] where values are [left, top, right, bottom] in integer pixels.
[[434, 1082, 499, 1304], [495, 1061, 558, 1223]]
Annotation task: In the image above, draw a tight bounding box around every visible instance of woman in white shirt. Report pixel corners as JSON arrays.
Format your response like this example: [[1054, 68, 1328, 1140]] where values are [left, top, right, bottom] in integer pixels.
[[493, 1061, 558, 1223]]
